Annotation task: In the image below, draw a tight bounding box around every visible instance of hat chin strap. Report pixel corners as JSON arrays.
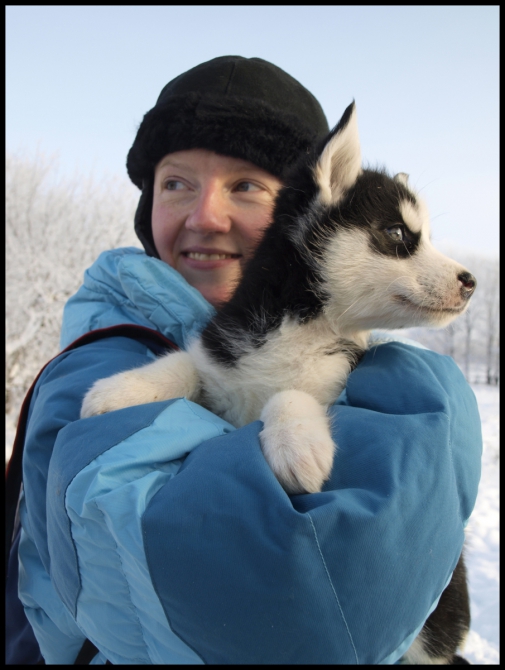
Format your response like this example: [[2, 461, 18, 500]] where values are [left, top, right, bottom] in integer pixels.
[[134, 178, 160, 259]]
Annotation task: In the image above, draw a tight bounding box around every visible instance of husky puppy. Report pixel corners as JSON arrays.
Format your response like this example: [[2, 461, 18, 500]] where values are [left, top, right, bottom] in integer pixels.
[[81, 103, 476, 664]]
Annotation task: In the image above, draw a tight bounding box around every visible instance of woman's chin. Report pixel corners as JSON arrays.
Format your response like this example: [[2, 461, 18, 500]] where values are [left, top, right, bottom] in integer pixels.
[[179, 266, 242, 308], [199, 283, 237, 309]]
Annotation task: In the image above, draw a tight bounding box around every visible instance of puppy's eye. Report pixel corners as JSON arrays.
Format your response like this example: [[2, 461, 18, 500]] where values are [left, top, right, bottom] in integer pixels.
[[386, 225, 404, 241]]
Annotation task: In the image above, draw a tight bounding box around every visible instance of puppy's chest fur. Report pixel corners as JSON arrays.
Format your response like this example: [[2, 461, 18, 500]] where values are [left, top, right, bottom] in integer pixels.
[[191, 314, 367, 427]]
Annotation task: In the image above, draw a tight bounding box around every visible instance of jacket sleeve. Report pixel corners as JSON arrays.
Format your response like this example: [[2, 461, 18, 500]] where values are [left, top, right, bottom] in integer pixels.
[[17, 335, 217, 664], [18, 339, 482, 665]]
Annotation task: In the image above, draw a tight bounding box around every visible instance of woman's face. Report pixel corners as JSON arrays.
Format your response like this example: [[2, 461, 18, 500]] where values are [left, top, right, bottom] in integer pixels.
[[152, 149, 283, 307]]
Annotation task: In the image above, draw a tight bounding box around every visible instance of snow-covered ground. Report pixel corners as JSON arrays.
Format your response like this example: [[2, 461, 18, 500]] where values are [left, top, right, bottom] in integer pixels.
[[5, 383, 499, 663], [463, 384, 500, 664]]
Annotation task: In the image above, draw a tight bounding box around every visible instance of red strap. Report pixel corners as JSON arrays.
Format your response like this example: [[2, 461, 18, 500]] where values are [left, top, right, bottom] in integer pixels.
[[5, 325, 178, 571]]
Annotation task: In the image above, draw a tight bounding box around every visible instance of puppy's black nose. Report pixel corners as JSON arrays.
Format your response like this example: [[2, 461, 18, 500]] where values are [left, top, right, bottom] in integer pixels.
[[458, 272, 476, 299]]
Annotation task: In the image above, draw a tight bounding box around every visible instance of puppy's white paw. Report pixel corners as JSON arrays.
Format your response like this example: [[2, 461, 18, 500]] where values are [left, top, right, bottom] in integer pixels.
[[259, 390, 335, 494], [80, 351, 200, 418], [81, 373, 138, 417]]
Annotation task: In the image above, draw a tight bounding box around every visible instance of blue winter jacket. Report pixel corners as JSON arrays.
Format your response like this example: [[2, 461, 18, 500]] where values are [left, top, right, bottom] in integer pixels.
[[11, 247, 482, 664]]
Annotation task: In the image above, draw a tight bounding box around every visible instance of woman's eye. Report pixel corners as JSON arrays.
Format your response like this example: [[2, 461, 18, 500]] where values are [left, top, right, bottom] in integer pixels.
[[386, 225, 404, 241], [235, 181, 261, 193], [164, 180, 185, 191]]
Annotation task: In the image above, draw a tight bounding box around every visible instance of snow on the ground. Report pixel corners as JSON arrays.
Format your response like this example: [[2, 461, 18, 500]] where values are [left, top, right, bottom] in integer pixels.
[[463, 383, 500, 665], [5, 384, 499, 663]]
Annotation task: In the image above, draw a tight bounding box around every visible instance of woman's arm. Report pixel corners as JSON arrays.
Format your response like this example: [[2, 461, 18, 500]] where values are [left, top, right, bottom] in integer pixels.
[[16, 339, 482, 664]]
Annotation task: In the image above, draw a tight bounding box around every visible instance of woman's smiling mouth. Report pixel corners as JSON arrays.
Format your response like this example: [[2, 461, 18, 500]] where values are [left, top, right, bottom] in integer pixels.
[[180, 248, 242, 270], [184, 251, 241, 261]]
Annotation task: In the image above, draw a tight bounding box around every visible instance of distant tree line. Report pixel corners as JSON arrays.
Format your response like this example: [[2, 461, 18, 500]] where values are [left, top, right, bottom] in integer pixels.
[[6, 149, 140, 420], [5, 150, 500, 435]]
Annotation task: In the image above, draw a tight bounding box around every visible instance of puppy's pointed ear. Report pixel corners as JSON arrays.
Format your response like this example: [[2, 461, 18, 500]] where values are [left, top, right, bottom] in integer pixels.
[[394, 172, 410, 186], [315, 101, 361, 205]]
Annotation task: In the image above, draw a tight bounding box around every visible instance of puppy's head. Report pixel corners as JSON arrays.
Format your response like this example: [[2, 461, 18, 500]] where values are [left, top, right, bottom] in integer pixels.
[[288, 102, 476, 333]]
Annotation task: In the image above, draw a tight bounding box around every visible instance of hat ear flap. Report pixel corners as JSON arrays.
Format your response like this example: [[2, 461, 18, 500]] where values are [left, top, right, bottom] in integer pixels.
[[134, 178, 160, 259], [315, 102, 361, 205]]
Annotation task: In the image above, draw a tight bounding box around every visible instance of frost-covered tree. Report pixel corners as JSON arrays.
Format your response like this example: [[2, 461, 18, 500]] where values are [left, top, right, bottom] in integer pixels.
[[479, 261, 500, 385], [6, 149, 140, 420], [453, 254, 499, 385], [462, 306, 477, 382]]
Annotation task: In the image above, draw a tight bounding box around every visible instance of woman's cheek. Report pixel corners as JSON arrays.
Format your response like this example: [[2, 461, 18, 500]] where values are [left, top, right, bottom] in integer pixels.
[[152, 211, 180, 265], [244, 210, 273, 257]]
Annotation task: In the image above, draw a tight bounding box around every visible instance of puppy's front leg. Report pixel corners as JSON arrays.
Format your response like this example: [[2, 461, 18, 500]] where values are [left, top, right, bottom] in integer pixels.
[[81, 351, 201, 418], [259, 390, 335, 494]]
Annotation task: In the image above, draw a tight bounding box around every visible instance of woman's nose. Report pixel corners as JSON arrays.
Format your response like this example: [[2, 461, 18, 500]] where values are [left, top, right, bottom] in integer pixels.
[[185, 185, 231, 234]]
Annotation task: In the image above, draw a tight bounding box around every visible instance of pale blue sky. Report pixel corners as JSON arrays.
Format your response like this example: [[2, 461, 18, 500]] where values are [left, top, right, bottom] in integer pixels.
[[6, 5, 499, 257]]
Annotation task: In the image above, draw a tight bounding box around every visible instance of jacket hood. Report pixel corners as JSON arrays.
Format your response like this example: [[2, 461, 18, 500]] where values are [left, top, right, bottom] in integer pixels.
[[60, 247, 216, 350]]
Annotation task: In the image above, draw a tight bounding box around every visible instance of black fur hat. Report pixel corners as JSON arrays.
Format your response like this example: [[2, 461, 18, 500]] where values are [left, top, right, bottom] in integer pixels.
[[126, 56, 329, 257]]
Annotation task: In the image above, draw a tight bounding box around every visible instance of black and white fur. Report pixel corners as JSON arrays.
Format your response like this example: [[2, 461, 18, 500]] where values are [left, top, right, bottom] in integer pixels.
[[81, 103, 476, 663]]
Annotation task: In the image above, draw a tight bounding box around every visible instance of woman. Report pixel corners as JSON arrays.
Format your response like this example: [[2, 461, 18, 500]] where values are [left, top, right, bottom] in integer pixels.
[[6, 56, 481, 664]]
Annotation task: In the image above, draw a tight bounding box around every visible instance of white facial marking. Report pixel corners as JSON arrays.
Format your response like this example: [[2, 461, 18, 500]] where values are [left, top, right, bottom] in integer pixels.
[[399, 199, 423, 234], [399, 191, 431, 239], [320, 225, 472, 333]]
